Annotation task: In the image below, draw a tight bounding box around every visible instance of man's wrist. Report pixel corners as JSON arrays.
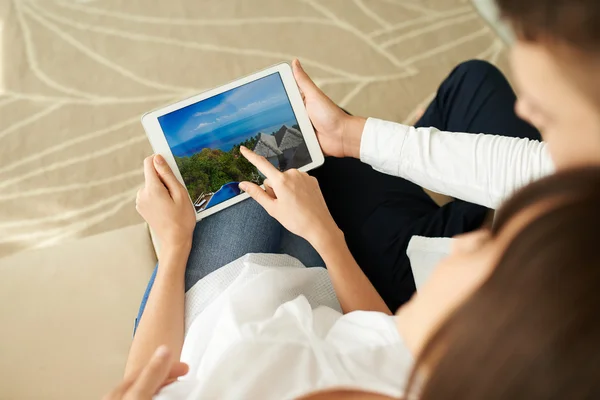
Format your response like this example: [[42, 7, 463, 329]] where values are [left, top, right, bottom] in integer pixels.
[[342, 116, 367, 159]]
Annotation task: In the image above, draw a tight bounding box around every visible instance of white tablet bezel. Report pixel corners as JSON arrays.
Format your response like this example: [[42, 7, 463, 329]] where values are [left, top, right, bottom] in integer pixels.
[[141, 62, 325, 221]]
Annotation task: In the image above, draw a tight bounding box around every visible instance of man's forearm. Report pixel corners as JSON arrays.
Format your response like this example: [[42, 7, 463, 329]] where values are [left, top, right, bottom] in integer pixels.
[[124, 245, 189, 379], [312, 229, 391, 315], [359, 118, 554, 209]]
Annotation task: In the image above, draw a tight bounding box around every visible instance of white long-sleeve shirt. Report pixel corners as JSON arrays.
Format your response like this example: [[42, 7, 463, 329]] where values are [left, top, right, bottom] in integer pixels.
[[361, 118, 554, 209], [361, 117, 554, 286], [157, 254, 411, 400]]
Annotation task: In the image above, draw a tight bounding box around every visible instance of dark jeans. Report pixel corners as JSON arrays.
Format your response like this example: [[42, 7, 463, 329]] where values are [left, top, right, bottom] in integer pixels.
[[311, 60, 541, 311]]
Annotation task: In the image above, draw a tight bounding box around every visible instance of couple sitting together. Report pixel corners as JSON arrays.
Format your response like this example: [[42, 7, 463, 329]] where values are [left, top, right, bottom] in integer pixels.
[[105, 0, 600, 399]]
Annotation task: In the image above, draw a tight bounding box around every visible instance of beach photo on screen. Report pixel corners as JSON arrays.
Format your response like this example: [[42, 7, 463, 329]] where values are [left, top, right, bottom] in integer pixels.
[[158, 73, 312, 212]]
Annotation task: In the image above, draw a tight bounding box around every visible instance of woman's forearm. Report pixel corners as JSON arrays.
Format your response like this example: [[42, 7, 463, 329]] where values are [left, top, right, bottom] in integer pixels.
[[124, 244, 189, 380], [312, 229, 391, 315]]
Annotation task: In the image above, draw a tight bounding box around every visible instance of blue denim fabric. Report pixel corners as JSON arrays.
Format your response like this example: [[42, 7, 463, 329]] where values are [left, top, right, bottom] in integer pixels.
[[133, 199, 323, 334]]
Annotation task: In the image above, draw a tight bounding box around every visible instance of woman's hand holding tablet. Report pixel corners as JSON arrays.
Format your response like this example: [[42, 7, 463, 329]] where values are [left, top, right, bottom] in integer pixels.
[[135, 154, 196, 250]]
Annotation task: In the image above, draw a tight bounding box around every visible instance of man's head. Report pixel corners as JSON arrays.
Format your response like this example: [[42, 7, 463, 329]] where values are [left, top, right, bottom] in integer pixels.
[[497, 0, 600, 168]]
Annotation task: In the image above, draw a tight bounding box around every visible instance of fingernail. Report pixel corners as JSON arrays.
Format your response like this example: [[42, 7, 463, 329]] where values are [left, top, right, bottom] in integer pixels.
[[239, 182, 247, 191], [154, 154, 165, 165], [240, 146, 247, 151], [155, 345, 169, 359]]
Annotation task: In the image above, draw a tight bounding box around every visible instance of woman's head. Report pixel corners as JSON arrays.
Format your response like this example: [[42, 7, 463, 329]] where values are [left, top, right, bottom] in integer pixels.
[[496, 0, 600, 168], [406, 167, 600, 399]]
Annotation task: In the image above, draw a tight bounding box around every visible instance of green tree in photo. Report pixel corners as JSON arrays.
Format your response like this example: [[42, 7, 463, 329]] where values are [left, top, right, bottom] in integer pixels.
[[175, 133, 265, 203]]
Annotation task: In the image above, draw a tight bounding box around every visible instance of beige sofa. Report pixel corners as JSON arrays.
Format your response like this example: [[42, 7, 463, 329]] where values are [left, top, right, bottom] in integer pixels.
[[0, 224, 156, 400], [0, 2, 512, 397]]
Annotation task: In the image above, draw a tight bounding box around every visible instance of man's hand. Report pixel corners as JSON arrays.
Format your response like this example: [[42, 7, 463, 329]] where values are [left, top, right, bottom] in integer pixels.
[[136, 155, 196, 251], [292, 59, 366, 159], [103, 346, 189, 400], [239, 146, 341, 249]]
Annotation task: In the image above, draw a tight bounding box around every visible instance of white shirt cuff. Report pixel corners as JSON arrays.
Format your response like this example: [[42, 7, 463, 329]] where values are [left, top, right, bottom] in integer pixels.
[[359, 117, 410, 176]]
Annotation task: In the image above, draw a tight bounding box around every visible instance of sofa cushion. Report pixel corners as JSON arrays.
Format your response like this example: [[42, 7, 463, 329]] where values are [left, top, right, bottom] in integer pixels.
[[0, 223, 156, 400]]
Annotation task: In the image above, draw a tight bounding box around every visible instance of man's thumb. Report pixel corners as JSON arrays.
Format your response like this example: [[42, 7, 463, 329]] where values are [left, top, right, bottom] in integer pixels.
[[292, 59, 319, 96]]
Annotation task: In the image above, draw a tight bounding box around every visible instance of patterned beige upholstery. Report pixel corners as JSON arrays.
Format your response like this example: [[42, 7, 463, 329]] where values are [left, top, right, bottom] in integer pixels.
[[0, 0, 508, 258]]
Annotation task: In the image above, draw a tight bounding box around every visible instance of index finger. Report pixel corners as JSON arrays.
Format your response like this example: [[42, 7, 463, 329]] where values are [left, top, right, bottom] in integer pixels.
[[143, 156, 160, 188], [240, 146, 282, 181]]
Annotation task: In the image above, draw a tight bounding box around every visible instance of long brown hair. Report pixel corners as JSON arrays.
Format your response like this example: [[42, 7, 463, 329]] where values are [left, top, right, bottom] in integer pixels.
[[496, 0, 600, 109], [496, 0, 600, 51], [407, 167, 600, 399]]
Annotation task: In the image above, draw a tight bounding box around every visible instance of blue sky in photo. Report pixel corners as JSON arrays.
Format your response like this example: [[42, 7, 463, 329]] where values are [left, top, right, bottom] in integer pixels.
[[159, 73, 299, 157]]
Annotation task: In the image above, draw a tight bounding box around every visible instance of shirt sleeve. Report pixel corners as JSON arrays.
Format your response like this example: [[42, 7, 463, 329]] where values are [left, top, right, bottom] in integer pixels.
[[359, 118, 555, 209]]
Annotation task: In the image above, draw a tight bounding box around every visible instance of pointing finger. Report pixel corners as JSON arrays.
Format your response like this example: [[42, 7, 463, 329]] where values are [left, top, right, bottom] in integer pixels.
[[240, 146, 282, 182]]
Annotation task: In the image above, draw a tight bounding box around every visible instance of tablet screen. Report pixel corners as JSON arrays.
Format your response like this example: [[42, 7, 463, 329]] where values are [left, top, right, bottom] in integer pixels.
[[158, 72, 313, 213]]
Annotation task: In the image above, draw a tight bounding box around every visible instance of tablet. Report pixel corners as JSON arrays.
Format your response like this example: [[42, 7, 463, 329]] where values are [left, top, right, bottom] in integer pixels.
[[141, 63, 325, 220]]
